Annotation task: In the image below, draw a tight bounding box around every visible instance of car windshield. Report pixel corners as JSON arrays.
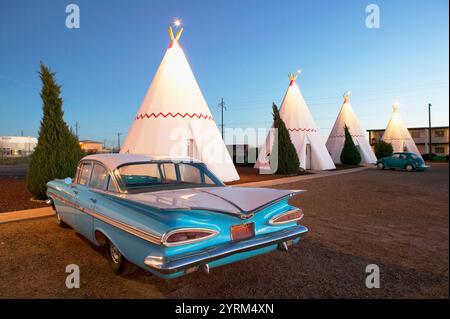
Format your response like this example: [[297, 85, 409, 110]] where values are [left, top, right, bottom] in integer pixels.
[[115, 162, 221, 193]]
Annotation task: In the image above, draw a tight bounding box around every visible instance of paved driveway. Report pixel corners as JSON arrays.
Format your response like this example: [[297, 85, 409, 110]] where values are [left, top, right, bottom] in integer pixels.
[[0, 164, 448, 298], [0, 164, 27, 178]]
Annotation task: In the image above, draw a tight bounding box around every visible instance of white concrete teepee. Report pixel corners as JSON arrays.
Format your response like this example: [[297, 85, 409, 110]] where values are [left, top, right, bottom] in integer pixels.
[[255, 71, 336, 171], [121, 26, 239, 182], [381, 103, 422, 158], [326, 92, 377, 164]]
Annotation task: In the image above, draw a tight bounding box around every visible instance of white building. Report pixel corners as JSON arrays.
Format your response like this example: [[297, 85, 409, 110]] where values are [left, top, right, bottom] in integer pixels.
[[0, 136, 38, 157]]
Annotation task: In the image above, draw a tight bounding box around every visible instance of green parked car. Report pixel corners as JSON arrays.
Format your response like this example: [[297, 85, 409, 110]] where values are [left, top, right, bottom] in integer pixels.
[[376, 152, 429, 172]]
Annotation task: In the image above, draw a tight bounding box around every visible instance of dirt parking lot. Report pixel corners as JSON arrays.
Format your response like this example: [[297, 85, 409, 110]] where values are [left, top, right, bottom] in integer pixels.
[[0, 164, 448, 298]]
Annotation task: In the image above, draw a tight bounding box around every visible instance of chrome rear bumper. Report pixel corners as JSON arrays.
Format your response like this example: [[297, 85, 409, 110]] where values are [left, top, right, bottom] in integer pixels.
[[144, 225, 308, 274]]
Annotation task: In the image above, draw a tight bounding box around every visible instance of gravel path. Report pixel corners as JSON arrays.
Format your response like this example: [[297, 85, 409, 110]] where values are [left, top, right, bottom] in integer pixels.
[[0, 164, 448, 298]]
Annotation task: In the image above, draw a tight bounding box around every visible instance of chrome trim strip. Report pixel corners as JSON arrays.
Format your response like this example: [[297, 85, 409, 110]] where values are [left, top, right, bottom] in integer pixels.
[[47, 191, 161, 245], [144, 225, 308, 274], [161, 228, 219, 247]]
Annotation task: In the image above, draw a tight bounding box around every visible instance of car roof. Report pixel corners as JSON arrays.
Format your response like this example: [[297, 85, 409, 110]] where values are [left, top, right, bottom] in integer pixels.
[[393, 152, 416, 155], [82, 153, 202, 171]]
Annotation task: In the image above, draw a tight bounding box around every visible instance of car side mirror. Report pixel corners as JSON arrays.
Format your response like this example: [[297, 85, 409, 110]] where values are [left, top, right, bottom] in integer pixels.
[[64, 177, 73, 185]]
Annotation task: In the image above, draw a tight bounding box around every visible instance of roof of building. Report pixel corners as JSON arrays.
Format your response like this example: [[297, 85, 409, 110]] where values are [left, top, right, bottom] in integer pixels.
[[0, 136, 37, 141], [82, 153, 202, 170], [79, 140, 103, 144]]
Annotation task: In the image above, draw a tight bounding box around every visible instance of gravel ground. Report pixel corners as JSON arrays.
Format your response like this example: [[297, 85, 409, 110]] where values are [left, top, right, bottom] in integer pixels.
[[0, 164, 448, 298], [0, 178, 47, 213]]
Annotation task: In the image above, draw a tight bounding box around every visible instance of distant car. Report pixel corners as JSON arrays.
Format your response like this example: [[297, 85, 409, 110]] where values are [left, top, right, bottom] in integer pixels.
[[376, 152, 429, 172], [46, 154, 308, 279]]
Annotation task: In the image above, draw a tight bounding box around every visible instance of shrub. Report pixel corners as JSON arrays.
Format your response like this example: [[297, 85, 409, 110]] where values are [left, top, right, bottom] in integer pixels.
[[375, 140, 394, 159], [340, 125, 362, 165], [26, 63, 84, 199], [271, 103, 300, 174]]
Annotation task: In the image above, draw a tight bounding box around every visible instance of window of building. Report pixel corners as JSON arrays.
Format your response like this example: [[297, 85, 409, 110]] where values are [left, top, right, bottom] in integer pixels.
[[411, 130, 421, 138], [434, 147, 445, 154], [434, 130, 445, 138]]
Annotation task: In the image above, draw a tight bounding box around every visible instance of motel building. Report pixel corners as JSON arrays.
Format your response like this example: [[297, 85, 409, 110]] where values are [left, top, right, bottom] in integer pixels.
[[367, 126, 449, 157], [0, 136, 38, 157], [79, 140, 106, 154]]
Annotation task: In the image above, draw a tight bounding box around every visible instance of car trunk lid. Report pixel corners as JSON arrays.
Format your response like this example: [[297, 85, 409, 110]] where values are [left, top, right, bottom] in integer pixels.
[[122, 187, 304, 216]]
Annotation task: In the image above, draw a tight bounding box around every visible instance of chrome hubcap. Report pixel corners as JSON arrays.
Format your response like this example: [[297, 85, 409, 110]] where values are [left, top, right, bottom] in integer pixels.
[[110, 244, 121, 264], [406, 165, 413, 171]]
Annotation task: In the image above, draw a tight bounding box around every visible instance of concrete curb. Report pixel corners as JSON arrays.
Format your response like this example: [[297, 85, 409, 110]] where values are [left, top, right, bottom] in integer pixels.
[[0, 207, 54, 224]]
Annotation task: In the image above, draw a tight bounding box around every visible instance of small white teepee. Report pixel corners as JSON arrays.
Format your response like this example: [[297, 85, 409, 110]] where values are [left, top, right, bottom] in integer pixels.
[[255, 71, 336, 171], [326, 92, 377, 164], [121, 26, 239, 182], [381, 103, 422, 158]]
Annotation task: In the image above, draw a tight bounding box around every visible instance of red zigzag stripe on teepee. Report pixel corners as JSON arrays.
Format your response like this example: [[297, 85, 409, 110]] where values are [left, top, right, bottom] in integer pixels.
[[328, 134, 365, 138], [135, 112, 214, 121], [288, 128, 317, 132]]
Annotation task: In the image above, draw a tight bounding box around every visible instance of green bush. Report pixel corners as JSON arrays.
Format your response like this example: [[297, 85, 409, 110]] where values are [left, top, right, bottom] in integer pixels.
[[26, 63, 84, 199], [340, 125, 362, 165], [271, 103, 300, 174], [375, 140, 394, 159]]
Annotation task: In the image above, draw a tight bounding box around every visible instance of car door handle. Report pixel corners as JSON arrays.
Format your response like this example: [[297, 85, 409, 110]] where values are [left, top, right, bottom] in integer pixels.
[[90, 198, 97, 204]]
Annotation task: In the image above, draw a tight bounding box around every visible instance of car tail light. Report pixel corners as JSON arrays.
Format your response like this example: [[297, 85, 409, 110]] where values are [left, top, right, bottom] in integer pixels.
[[269, 209, 304, 225], [162, 228, 218, 246], [231, 223, 255, 241]]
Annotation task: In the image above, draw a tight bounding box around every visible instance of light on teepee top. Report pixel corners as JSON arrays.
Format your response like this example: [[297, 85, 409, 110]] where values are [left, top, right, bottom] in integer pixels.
[[173, 18, 182, 27], [392, 102, 400, 112], [343, 91, 351, 103], [168, 19, 184, 47], [288, 69, 301, 86]]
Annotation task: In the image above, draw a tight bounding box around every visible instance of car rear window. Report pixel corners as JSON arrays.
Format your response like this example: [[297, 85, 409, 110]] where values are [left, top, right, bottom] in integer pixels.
[[116, 162, 219, 191]]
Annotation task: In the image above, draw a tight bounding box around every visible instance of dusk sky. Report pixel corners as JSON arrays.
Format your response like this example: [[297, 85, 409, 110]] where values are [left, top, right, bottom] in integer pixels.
[[0, 0, 448, 147]]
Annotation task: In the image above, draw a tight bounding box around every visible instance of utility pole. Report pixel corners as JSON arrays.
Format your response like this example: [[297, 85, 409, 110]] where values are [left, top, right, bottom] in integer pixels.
[[117, 133, 122, 152], [75, 121, 79, 139], [428, 103, 432, 160], [218, 98, 226, 140]]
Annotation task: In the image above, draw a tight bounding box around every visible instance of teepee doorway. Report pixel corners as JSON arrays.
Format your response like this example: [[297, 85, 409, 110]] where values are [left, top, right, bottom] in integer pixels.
[[187, 139, 195, 158], [305, 144, 312, 170]]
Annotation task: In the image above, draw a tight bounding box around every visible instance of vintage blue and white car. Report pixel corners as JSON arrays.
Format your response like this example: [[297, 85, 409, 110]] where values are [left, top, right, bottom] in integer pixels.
[[46, 154, 308, 279]]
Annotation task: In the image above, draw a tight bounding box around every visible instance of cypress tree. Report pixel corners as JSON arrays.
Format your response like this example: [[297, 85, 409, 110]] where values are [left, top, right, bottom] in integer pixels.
[[271, 103, 300, 174], [375, 140, 394, 159], [26, 63, 84, 199], [340, 125, 362, 165]]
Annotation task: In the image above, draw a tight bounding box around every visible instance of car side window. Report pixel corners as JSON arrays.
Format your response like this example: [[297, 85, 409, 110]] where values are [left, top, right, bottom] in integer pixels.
[[400, 154, 407, 160], [78, 162, 93, 185], [107, 175, 119, 192], [392, 154, 400, 159], [89, 164, 108, 190]]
